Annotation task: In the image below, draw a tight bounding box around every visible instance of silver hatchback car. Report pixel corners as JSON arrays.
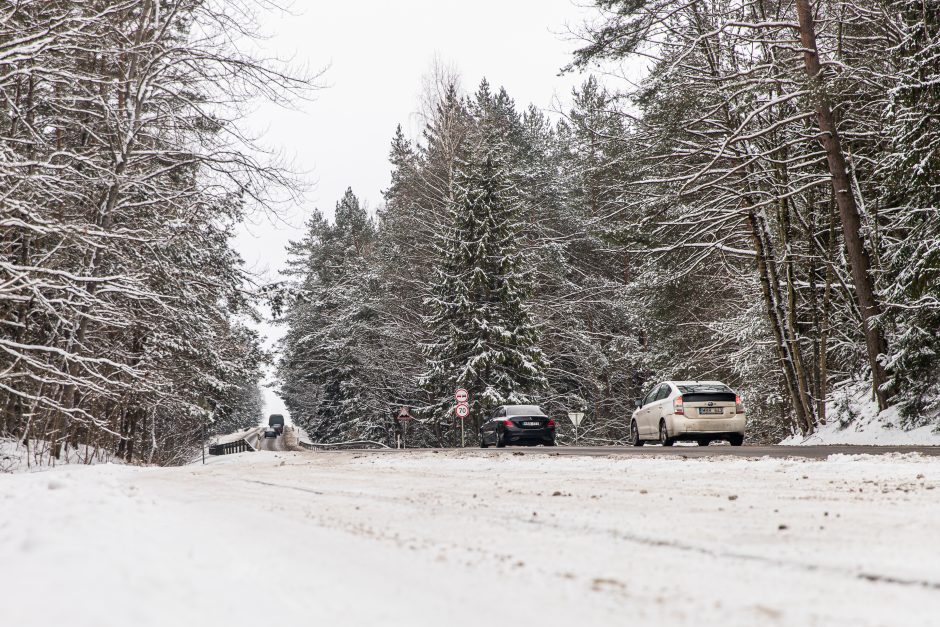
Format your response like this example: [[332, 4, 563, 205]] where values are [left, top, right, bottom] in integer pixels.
[[630, 380, 746, 446]]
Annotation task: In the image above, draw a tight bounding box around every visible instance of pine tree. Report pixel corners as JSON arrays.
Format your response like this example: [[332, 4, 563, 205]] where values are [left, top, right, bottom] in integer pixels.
[[421, 85, 547, 440], [278, 189, 385, 443], [879, 1, 940, 425]]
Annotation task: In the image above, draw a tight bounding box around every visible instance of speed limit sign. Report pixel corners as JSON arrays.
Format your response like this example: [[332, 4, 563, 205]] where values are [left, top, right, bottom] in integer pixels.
[[455, 403, 470, 419]]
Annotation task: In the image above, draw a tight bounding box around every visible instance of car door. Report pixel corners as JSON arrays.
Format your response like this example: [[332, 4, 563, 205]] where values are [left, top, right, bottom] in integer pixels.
[[634, 388, 652, 436], [481, 410, 494, 443], [485, 407, 505, 444], [650, 383, 673, 433], [645, 384, 670, 435], [639, 385, 663, 436]]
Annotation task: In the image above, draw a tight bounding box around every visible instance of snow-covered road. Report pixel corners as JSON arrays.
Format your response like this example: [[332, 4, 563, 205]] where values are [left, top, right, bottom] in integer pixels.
[[2, 450, 938, 627]]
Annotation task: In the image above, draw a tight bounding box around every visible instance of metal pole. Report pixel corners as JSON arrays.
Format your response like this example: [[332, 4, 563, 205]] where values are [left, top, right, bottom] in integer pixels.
[[403, 420, 406, 450], [461, 416, 465, 448], [202, 414, 206, 464]]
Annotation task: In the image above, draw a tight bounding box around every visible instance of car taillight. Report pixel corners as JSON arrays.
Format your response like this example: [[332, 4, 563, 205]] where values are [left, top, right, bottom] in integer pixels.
[[736, 395, 745, 414], [673, 395, 684, 415], [503, 419, 514, 427], [546, 419, 555, 427]]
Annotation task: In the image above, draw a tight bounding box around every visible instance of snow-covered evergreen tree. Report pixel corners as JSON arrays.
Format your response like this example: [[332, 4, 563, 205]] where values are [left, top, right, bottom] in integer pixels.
[[278, 189, 386, 443], [880, 2, 940, 425], [421, 83, 547, 439]]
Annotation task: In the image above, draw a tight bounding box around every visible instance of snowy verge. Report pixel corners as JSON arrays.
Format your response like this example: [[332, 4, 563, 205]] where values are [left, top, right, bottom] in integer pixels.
[[0, 437, 121, 473], [2, 450, 939, 627], [781, 383, 940, 446]]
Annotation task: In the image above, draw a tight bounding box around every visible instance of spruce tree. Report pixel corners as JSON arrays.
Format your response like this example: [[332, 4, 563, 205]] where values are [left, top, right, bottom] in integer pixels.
[[278, 189, 382, 442], [880, 2, 940, 425], [421, 86, 547, 440]]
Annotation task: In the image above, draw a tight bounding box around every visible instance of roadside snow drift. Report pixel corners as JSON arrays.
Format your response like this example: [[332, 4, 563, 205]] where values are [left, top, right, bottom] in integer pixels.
[[781, 384, 940, 446], [2, 450, 939, 627]]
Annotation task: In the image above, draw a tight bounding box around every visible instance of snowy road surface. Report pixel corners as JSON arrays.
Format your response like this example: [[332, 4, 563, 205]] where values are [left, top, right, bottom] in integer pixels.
[[2, 450, 939, 627], [362, 444, 940, 459], [258, 433, 288, 451]]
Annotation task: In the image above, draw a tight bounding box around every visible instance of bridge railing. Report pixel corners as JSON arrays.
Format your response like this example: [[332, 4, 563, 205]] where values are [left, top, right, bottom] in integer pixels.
[[208, 439, 253, 455], [208, 426, 264, 456]]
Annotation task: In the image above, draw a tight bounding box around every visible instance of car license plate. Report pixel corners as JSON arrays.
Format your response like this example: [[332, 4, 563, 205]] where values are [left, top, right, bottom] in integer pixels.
[[523, 422, 541, 426], [699, 407, 723, 415]]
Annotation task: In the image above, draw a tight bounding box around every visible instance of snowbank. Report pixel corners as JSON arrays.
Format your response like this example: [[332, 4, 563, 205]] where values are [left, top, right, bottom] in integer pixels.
[[1, 449, 938, 627], [781, 383, 940, 446], [0, 438, 120, 473]]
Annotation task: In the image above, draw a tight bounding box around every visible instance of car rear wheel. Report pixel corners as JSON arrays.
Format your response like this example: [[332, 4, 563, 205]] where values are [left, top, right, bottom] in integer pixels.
[[729, 434, 744, 447], [630, 421, 644, 447], [659, 420, 674, 447]]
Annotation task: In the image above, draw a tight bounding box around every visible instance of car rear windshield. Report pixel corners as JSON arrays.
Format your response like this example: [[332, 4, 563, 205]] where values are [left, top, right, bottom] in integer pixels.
[[677, 384, 735, 403], [505, 405, 547, 417]]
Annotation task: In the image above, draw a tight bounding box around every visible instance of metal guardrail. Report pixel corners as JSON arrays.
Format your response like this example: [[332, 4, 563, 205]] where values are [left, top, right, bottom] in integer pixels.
[[208, 427, 389, 455], [208, 426, 263, 456], [208, 439, 254, 455], [298, 439, 390, 450]]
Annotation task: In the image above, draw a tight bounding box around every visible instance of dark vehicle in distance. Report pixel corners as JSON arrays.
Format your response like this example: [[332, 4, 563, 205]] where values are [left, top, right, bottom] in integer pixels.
[[268, 414, 285, 436], [480, 405, 555, 448], [263, 428, 277, 439]]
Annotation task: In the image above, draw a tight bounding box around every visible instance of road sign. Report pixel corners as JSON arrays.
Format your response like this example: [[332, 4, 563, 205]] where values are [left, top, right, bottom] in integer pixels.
[[568, 411, 586, 445], [455, 403, 470, 418], [398, 406, 413, 421], [455, 388, 469, 404]]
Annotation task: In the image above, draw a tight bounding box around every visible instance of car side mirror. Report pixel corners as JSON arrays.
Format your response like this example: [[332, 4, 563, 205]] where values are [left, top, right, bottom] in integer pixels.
[[634, 399, 642, 408]]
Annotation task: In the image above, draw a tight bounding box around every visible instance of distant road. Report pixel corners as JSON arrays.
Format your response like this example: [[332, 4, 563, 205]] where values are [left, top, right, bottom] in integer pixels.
[[316, 444, 940, 459], [256, 426, 304, 452], [258, 434, 288, 452]]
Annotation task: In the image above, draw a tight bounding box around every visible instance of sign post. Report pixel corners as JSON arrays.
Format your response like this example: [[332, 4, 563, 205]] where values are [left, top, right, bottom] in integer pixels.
[[567, 411, 585, 445], [455, 389, 469, 447], [397, 406, 413, 449], [455, 402, 470, 447]]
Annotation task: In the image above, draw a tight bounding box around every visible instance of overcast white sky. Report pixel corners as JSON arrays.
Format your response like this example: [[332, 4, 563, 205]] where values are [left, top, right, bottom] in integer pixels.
[[233, 1, 599, 417]]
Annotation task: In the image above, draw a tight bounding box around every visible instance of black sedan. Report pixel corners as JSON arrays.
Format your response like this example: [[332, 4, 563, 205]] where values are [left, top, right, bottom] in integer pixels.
[[480, 405, 555, 448], [263, 428, 277, 439]]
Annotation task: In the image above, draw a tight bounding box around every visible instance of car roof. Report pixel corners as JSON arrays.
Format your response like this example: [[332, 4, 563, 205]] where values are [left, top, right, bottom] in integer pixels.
[[503, 405, 547, 416], [669, 380, 726, 385]]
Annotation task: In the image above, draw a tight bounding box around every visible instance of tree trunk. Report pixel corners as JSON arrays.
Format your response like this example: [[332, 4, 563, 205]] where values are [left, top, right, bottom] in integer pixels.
[[818, 197, 837, 425], [748, 210, 812, 435], [794, 0, 889, 411]]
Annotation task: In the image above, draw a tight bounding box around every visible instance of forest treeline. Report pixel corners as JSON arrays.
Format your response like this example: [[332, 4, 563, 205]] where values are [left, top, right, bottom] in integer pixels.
[[279, 0, 939, 446], [0, 1, 311, 463]]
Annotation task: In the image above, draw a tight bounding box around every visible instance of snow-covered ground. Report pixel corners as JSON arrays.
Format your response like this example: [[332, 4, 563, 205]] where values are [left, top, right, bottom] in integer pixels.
[[782, 384, 940, 446], [0, 438, 119, 473], [2, 449, 939, 627]]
